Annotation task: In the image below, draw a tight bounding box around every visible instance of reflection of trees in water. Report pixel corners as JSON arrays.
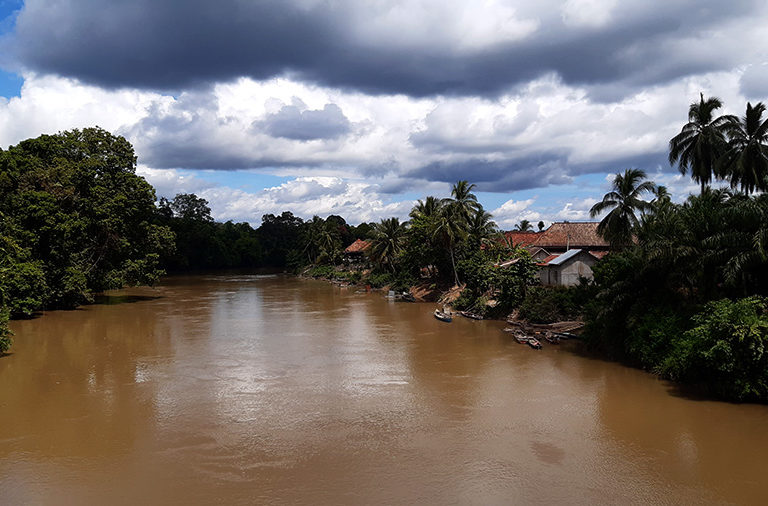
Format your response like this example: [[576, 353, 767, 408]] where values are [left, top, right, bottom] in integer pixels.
[[595, 363, 768, 503], [0, 286, 183, 459]]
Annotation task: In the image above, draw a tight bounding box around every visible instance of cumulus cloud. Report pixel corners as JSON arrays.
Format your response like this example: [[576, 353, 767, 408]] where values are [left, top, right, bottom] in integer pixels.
[[4, 0, 765, 99], [137, 170, 415, 225]]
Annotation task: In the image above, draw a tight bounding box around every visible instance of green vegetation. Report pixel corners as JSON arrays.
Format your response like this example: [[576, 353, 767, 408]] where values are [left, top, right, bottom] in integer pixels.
[[519, 284, 592, 324], [0, 128, 174, 312], [583, 96, 768, 401]]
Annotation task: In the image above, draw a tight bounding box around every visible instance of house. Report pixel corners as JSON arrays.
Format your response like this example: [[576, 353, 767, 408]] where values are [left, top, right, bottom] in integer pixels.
[[501, 222, 609, 286], [343, 239, 371, 263], [537, 249, 599, 286]]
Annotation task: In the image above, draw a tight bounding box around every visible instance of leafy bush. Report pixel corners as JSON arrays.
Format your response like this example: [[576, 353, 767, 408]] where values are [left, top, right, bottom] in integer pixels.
[[519, 285, 588, 323], [307, 265, 336, 279], [624, 309, 686, 370], [0, 309, 12, 354], [366, 272, 393, 288], [659, 296, 768, 402]]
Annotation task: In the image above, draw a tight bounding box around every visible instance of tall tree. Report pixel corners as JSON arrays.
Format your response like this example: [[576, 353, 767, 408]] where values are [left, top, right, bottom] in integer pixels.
[[590, 169, 656, 249], [718, 101, 768, 194], [669, 93, 736, 193], [467, 206, 498, 248], [368, 217, 407, 273], [435, 181, 480, 286], [409, 196, 442, 219], [442, 180, 480, 225]]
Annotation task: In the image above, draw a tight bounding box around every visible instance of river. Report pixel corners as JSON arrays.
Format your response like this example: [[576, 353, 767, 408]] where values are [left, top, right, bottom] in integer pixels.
[[1, 274, 767, 505]]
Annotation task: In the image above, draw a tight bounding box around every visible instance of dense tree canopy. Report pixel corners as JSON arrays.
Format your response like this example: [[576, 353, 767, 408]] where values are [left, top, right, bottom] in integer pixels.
[[0, 128, 173, 313]]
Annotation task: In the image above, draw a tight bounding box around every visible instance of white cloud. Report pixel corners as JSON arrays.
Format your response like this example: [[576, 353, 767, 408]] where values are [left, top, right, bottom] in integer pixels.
[[491, 198, 542, 228]]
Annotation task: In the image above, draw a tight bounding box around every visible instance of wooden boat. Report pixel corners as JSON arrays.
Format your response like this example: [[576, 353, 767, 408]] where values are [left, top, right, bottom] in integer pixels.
[[399, 292, 416, 302], [434, 309, 452, 322], [459, 311, 483, 320], [527, 337, 542, 349], [543, 331, 560, 344], [513, 330, 529, 344]]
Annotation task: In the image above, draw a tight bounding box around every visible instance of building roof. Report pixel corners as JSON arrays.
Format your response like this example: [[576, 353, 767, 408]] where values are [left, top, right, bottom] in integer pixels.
[[532, 222, 608, 249], [588, 250, 610, 260], [503, 231, 541, 246], [537, 254, 560, 266], [547, 248, 583, 266], [344, 239, 371, 254]]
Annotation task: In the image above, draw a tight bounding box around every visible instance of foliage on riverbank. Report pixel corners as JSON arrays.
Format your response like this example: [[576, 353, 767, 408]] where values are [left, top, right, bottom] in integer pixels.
[[581, 192, 768, 401], [580, 94, 768, 401]]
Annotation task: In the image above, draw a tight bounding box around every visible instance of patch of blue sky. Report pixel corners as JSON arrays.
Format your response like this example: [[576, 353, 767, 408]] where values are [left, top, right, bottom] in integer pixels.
[[0, 69, 22, 98], [0, 1, 23, 98]]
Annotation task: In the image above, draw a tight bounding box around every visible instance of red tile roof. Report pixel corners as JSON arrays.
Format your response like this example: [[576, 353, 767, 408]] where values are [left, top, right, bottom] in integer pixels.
[[344, 239, 371, 253], [503, 231, 541, 246], [532, 222, 608, 249]]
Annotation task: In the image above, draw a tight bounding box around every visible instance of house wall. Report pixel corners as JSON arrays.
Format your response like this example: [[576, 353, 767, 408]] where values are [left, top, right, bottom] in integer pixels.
[[540, 253, 597, 286]]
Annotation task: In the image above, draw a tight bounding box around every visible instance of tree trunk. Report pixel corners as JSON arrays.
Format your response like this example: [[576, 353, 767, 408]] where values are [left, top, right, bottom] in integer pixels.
[[450, 247, 460, 286]]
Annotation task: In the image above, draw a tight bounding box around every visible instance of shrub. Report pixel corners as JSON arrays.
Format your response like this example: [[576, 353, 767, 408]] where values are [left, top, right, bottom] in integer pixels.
[[366, 272, 393, 288], [0, 309, 12, 354], [659, 296, 768, 402], [519, 285, 586, 323]]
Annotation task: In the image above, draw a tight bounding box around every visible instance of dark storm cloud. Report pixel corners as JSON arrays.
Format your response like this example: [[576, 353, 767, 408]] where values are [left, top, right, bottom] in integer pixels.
[[412, 148, 670, 193], [412, 155, 571, 192], [259, 104, 351, 141], [6, 0, 759, 97]]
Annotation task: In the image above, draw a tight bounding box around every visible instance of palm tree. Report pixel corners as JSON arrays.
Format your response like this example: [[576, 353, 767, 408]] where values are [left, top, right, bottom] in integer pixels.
[[537, 221, 545, 232], [669, 93, 736, 193], [442, 180, 480, 226], [432, 210, 467, 286], [435, 181, 480, 286], [718, 101, 768, 194], [409, 196, 442, 220], [368, 217, 407, 272], [514, 219, 533, 232], [467, 206, 498, 247], [590, 169, 656, 249]]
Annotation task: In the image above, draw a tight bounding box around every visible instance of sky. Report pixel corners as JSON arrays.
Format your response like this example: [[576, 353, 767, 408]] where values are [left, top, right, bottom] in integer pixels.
[[0, 0, 766, 228]]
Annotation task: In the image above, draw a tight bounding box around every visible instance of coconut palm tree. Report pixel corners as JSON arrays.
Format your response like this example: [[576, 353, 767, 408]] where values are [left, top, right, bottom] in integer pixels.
[[590, 169, 657, 249], [718, 101, 768, 194], [368, 217, 407, 273], [409, 196, 442, 220], [442, 180, 480, 226], [514, 219, 533, 232], [432, 210, 467, 286], [669, 93, 736, 193], [467, 206, 498, 247], [435, 181, 480, 286]]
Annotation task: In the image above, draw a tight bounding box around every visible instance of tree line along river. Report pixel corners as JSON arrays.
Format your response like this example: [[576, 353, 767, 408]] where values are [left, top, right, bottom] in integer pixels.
[[1, 274, 767, 505]]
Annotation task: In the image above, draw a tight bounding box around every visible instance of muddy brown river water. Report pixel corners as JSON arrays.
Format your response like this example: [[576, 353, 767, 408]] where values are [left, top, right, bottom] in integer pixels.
[[2, 274, 768, 505]]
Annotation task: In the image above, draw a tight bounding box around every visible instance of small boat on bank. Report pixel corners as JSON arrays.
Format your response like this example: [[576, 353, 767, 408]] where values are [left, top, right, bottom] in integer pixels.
[[543, 331, 560, 344], [512, 330, 529, 344], [458, 311, 483, 320], [434, 309, 452, 322], [527, 337, 542, 349]]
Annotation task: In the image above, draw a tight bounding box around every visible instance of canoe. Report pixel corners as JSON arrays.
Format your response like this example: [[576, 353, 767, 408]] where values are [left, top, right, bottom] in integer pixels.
[[459, 311, 483, 320], [513, 330, 529, 344], [527, 337, 542, 349], [434, 309, 452, 322]]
